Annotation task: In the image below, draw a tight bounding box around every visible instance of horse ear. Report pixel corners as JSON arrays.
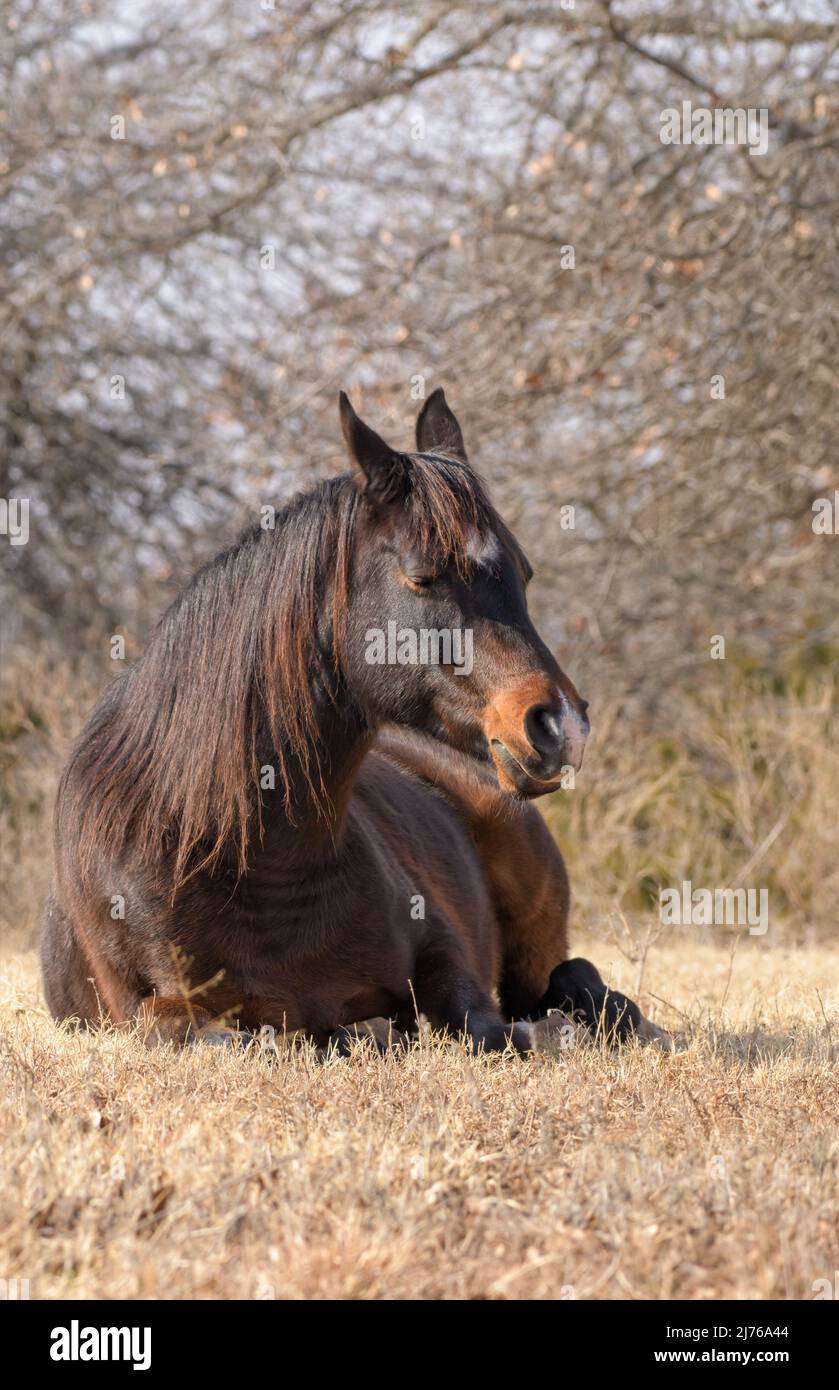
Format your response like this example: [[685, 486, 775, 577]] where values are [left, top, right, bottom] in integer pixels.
[[415, 387, 467, 462], [339, 392, 407, 500]]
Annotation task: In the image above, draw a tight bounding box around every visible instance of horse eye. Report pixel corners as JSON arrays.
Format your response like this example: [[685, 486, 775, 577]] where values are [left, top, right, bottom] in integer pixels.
[[408, 574, 435, 590]]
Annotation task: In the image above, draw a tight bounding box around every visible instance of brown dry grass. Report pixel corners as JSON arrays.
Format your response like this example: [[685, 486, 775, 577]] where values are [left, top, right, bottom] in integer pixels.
[[1, 937, 836, 1301], [1, 653, 837, 1300]]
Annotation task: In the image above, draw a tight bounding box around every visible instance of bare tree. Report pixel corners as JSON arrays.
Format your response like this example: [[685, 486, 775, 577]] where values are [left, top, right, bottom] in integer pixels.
[[2, 0, 838, 708]]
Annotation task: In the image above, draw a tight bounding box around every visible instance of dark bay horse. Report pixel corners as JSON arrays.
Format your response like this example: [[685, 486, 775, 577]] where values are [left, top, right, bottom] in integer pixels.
[[42, 389, 663, 1052]]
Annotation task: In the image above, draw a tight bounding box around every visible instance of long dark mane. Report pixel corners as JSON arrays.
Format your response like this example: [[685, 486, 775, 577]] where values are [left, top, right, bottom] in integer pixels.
[[65, 455, 495, 888]]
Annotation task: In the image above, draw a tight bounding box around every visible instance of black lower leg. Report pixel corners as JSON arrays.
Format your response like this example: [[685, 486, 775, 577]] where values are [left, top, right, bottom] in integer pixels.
[[540, 957, 643, 1044], [414, 948, 532, 1055]]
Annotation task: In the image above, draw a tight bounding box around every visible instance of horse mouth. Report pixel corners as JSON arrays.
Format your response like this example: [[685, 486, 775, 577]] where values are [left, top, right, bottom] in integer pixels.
[[489, 740, 568, 798], [414, 721, 571, 798]]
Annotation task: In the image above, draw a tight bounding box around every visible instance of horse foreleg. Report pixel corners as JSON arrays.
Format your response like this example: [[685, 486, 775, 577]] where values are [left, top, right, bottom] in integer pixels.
[[470, 806, 669, 1047], [412, 942, 533, 1054], [541, 958, 671, 1048]]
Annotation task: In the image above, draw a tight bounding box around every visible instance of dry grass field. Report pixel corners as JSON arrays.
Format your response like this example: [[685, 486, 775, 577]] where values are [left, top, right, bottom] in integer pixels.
[[1, 657, 837, 1301], [1, 935, 836, 1302]]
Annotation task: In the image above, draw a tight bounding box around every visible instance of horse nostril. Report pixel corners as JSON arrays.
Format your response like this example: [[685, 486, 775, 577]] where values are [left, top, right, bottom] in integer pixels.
[[524, 703, 563, 756]]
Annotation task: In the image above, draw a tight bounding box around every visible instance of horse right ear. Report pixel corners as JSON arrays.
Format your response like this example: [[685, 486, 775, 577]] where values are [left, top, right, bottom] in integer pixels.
[[415, 387, 467, 462], [338, 392, 409, 502]]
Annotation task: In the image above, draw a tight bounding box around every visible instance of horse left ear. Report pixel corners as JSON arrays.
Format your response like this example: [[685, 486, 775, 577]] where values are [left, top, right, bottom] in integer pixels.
[[415, 387, 468, 462], [339, 392, 408, 501]]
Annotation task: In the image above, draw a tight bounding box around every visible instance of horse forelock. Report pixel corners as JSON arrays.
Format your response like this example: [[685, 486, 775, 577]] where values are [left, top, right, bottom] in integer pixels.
[[401, 451, 495, 573]]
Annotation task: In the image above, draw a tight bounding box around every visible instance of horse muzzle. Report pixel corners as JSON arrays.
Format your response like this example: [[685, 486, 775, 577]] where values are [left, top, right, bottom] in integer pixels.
[[484, 684, 589, 798]]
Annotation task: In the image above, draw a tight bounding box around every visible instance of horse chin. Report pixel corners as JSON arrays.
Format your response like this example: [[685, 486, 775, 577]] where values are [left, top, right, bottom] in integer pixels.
[[489, 741, 564, 800], [406, 722, 565, 799]]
